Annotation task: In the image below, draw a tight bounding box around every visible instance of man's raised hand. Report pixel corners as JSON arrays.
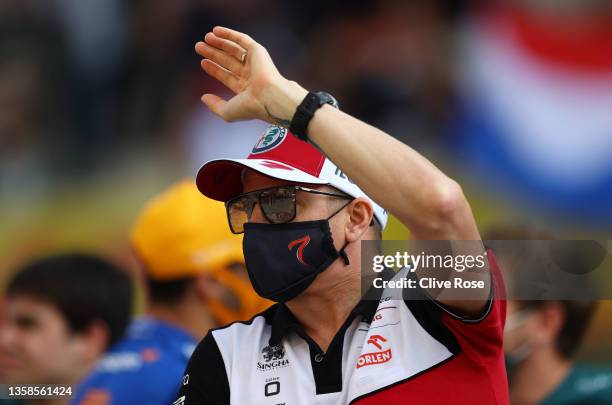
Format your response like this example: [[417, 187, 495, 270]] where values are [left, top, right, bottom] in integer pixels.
[[195, 26, 307, 125]]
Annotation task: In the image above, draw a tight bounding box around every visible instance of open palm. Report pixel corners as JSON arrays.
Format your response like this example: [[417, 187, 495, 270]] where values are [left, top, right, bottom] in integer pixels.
[[195, 26, 288, 123]]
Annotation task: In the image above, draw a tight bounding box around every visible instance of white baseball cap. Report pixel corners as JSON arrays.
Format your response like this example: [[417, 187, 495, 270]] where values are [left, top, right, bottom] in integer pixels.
[[196, 125, 388, 228]]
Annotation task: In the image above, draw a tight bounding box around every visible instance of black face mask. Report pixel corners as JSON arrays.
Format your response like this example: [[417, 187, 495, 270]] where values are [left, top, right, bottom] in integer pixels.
[[243, 218, 349, 303]]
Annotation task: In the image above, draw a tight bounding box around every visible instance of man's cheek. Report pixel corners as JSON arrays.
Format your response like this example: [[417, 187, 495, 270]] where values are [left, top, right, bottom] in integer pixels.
[[21, 334, 51, 364], [4, 332, 27, 360]]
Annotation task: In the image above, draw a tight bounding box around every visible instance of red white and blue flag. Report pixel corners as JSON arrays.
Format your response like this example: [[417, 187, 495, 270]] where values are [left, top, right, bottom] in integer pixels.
[[454, 5, 612, 225]]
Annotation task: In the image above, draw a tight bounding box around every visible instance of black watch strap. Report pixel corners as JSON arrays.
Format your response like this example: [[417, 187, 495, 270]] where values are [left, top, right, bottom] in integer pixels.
[[289, 91, 338, 141]]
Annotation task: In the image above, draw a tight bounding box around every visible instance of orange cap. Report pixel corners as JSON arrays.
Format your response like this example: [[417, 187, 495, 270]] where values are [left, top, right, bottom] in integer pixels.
[[131, 180, 243, 280], [130, 180, 270, 324]]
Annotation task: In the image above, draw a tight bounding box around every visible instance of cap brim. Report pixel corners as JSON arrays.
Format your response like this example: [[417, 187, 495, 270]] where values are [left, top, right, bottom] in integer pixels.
[[196, 158, 327, 201]]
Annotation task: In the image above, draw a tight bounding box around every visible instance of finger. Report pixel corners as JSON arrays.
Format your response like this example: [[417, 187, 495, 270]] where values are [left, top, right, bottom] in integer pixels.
[[201, 93, 228, 118], [202, 93, 249, 123], [195, 42, 243, 75], [200, 59, 242, 94], [204, 32, 246, 62], [212, 26, 257, 51]]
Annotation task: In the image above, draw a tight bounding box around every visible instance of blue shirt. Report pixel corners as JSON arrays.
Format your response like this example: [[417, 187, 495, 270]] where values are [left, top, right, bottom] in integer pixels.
[[71, 317, 196, 405]]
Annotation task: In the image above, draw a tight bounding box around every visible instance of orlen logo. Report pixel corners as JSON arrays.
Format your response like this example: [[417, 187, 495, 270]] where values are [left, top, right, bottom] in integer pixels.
[[288, 235, 310, 266], [356, 335, 393, 369], [367, 334, 386, 350]]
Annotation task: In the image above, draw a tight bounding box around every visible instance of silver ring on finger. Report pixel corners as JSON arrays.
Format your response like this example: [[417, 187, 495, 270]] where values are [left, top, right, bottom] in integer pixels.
[[241, 52, 247, 65]]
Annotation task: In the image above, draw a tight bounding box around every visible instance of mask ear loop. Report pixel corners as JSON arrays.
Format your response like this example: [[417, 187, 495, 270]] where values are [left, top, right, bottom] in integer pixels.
[[326, 199, 354, 266], [339, 242, 350, 266]]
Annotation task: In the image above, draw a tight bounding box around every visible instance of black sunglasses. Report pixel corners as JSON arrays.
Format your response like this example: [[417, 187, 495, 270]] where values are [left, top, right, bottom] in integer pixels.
[[225, 185, 353, 234]]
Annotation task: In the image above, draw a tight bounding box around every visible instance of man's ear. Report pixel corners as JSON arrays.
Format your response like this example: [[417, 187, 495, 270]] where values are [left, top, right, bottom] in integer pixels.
[[75, 320, 110, 363], [533, 302, 565, 347], [345, 198, 374, 243]]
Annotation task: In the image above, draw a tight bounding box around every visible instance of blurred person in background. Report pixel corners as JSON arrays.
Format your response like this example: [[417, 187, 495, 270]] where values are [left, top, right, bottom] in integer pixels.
[[0, 253, 134, 405], [505, 299, 611, 405], [486, 226, 612, 404], [71, 180, 270, 405]]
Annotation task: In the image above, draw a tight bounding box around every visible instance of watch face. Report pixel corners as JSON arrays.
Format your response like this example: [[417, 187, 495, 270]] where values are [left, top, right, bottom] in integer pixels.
[[315, 91, 339, 109]]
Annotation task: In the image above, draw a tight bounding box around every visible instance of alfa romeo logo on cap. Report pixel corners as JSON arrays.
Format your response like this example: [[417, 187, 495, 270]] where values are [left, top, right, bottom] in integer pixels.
[[251, 126, 287, 154]]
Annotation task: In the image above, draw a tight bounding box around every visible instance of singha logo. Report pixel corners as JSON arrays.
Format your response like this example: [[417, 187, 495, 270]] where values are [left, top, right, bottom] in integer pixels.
[[257, 344, 290, 372], [262, 345, 285, 362]]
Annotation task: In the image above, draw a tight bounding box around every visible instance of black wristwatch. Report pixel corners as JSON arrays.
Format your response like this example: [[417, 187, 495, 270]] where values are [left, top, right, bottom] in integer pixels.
[[289, 91, 339, 141]]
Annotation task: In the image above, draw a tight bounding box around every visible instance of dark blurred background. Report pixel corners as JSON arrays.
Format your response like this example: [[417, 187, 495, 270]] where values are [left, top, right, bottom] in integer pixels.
[[1, 0, 611, 363]]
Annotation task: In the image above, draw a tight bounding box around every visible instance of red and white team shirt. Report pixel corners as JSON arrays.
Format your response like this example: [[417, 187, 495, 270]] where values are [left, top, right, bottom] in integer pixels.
[[175, 250, 508, 405]]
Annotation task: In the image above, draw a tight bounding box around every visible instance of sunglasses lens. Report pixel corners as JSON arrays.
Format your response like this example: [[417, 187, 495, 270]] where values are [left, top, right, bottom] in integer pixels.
[[227, 196, 252, 233], [260, 187, 295, 224], [226, 187, 297, 232]]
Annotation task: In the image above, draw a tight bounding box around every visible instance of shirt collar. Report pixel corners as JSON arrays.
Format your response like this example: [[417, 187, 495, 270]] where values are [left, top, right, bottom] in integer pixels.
[[132, 316, 197, 344], [268, 268, 394, 346]]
